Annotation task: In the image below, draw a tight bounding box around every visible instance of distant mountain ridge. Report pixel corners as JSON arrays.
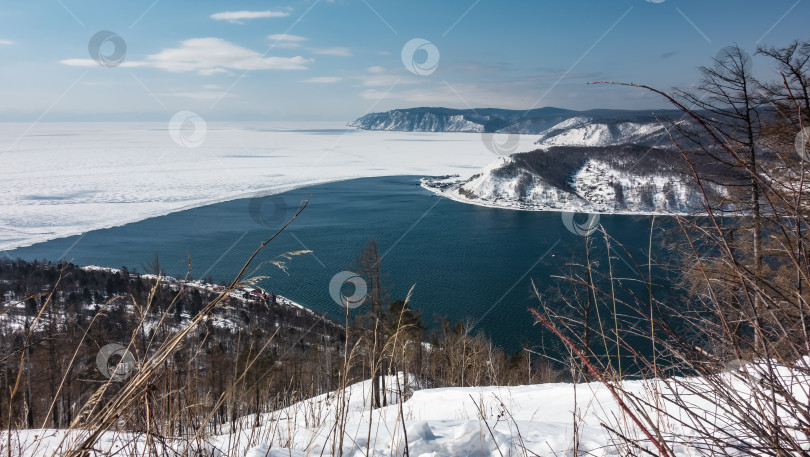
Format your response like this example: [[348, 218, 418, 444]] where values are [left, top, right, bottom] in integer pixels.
[[349, 107, 689, 148]]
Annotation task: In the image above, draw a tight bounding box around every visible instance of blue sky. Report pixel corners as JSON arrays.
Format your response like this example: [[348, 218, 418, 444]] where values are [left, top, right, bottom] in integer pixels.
[[0, 0, 807, 121]]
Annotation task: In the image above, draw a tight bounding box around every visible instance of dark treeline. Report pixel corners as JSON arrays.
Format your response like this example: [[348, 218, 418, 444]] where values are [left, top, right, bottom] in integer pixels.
[[0, 258, 345, 433], [0, 255, 558, 434]]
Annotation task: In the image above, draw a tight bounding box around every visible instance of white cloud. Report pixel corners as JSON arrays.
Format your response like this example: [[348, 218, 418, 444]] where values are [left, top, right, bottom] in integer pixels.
[[361, 87, 455, 104], [361, 74, 404, 87], [60, 59, 107, 67], [0, 40, 13, 45], [303, 76, 342, 83], [159, 91, 231, 101], [358, 66, 420, 87], [61, 38, 313, 74], [211, 10, 289, 24], [360, 80, 558, 109], [309, 47, 352, 57], [268, 34, 307, 48]]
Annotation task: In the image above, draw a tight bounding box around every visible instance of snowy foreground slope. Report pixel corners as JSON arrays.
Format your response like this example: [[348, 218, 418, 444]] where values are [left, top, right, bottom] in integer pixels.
[[6, 363, 808, 457], [0, 122, 539, 251]]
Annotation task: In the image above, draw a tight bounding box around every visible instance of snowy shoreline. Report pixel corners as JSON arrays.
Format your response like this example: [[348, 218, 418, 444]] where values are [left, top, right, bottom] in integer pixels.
[[4, 176, 352, 251], [420, 176, 697, 217]]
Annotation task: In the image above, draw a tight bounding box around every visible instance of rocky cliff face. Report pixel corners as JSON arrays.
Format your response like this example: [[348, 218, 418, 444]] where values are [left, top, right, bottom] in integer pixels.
[[349, 110, 488, 132]]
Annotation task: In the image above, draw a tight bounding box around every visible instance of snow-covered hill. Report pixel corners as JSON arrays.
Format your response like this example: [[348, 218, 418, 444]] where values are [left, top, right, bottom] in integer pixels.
[[534, 116, 674, 148], [350, 107, 688, 148], [423, 145, 731, 214], [348, 110, 489, 132]]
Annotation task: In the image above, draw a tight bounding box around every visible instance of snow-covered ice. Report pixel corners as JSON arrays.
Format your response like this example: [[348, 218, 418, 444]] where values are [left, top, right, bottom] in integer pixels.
[[0, 122, 538, 251]]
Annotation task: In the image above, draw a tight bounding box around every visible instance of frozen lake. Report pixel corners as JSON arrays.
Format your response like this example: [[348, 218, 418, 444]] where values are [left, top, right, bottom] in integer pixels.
[[0, 122, 539, 251]]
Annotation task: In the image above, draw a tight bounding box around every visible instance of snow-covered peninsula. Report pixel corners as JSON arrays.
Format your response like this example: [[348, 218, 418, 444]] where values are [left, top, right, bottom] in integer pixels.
[[421, 145, 731, 215]]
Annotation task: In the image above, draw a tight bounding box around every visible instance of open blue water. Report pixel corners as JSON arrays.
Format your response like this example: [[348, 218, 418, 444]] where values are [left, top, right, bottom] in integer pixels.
[[6, 176, 669, 352]]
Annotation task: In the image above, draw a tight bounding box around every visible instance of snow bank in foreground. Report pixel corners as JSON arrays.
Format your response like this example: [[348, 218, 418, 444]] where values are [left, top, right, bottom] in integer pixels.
[[7, 361, 808, 456]]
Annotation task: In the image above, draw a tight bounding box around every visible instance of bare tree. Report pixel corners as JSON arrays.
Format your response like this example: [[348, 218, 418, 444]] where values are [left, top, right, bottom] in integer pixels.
[[352, 239, 391, 408], [757, 39, 810, 126], [675, 45, 770, 349]]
